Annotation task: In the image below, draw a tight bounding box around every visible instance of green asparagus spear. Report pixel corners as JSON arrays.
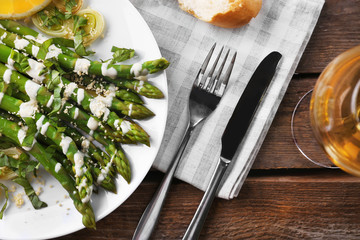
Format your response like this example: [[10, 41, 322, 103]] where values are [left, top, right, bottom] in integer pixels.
[[0, 61, 143, 144], [0, 115, 96, 229], [0, 42, 154, 118], [75, 127, 131, 183], [105, 78, 164, 99], [0, 93, 95, 200], [62, 125, 116, 178], [59, 54, 169, 79], [0, 21, 163, 100], [0, 43, 152, 145], [73, 75, 144, 104], [0, 26, 169, 80], [0, 19, 79, 57], [0, 92, 118, 193]]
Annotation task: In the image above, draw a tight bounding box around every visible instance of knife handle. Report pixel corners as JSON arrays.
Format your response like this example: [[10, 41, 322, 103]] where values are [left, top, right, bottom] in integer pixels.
[[182, 157, 230, 240], [132, 124, 192, 240]]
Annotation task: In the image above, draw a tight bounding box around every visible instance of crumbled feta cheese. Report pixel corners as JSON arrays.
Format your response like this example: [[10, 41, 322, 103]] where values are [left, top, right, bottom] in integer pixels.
[[0, 32, 7, 42], [18, 100, 38, 118], [130, 63, 143, 77], [74, 151, 84, 177], [114, 119, 120, 130], [36, 115, 45, 130], [46, 95, 54, 108], [101, 61, 117, 79], [87, 117, 99, 131], [18, 128, 27, 144], [6, 55, 15, 70], [120, 120, 132, 135], [128, 103, 133, 116], [26, 59, 46, 83], [60, 136, 73, 155], [89, 96, 109, 119], [40, 122, 50, 136], [55, 163, 61, 173], [77, 88, 85, 105], [74, 58, 91, 75], [89, 84, 115, 120], [31, 45, 40, 57], [103, 108, 110, 121], [25, 80, 41, 100], [35, 34, 48, 44], [74, 107, 79, 119], [14, 37, 29, 50], [24, 35, 36, 41], [63, 82, 78, 99], [45, 44, 62, 60], [3, 69, 12, 84]]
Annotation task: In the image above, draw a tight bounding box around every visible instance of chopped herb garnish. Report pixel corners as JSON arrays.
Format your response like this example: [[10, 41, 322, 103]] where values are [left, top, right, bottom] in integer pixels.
[[0, 152, 47, 210], [73, 15, 94, 56], [48, 86, 63, 116], [65, 0, 77, 19], [0, 152, 39, 179], [22, 118, 36, 149], [12, 177, 47, 209], [38, 7, 66, 28], [110, 46, 135, 64], [73, 15, 87, 33]]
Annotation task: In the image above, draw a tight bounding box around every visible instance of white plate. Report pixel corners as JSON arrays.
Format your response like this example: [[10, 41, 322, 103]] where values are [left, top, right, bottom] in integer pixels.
[[0, 0, 168, 239]]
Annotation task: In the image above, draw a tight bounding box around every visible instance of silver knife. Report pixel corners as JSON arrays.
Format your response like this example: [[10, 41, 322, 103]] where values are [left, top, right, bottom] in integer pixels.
[[182, 51, 282, 240]]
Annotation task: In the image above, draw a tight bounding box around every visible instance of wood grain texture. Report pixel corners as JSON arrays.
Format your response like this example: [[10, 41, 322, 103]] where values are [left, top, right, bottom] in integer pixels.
[[296, 0, 360, 73], [55, 170, 360, 239], [253, 75, 325, 169]]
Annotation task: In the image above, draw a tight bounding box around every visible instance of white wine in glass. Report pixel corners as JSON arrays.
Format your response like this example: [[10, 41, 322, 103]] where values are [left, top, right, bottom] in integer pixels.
[[311, 44, 360, 176]]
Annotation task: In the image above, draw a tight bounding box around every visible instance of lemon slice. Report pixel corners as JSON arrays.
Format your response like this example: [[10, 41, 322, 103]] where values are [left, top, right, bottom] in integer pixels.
[[0, 0, 52, 20]]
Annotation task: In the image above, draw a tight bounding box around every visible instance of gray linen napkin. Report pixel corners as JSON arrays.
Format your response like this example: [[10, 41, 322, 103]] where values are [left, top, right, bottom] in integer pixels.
[[130, 0, 325, 199]]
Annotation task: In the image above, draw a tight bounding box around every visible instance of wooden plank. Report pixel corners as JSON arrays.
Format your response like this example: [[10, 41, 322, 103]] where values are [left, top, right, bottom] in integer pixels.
[[297, 0, 360, 73], [55, 170, 360, 239]]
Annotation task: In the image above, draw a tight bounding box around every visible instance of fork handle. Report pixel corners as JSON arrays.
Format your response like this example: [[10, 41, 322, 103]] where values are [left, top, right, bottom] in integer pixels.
[[132, 124, 192, 240], [182, 157, 230, 240]]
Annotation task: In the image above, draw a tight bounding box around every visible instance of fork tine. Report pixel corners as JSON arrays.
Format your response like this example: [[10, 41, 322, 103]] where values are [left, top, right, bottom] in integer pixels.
[[200, 46, 224, 89], [195, 43, 216, 86], [207, 49, 230, 93], [214, 51, 237, 97]]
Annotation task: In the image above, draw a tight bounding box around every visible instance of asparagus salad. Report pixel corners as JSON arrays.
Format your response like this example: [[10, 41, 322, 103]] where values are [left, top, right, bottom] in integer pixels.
[[0, 0, 169, 229]]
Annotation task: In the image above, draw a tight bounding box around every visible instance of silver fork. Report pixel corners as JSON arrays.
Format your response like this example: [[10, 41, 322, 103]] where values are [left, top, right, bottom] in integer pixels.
[[132, 43, 237, 240]]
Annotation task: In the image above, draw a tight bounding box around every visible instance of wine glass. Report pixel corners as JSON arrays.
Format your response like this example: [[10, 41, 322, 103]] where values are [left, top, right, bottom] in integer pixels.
[[292, 44, 360, 173]]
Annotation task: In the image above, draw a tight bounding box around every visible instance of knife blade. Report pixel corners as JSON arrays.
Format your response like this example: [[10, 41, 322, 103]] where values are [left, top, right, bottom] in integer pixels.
[[182, 51, 282, 240], [221, 51, 282, 160]]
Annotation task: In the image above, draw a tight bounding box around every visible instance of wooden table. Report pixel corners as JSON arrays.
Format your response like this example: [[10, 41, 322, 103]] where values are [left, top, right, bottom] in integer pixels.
[[57, 1, 360, 239]]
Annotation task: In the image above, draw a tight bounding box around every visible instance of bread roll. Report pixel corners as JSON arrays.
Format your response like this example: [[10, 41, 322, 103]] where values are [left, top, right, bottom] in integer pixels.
[[178, 0, 262, 28]]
